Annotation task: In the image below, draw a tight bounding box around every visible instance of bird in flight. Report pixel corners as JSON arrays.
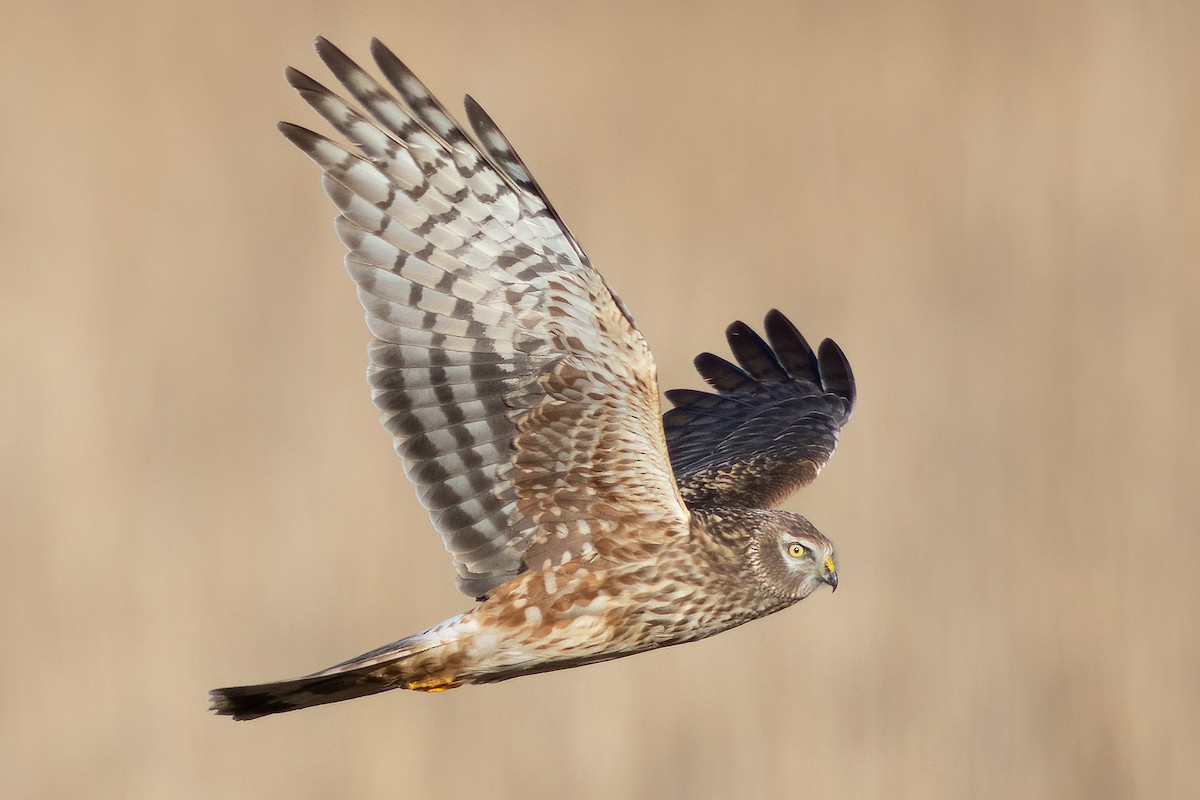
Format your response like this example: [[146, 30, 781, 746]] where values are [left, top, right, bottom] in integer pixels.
[[210, 38, 855, 720]]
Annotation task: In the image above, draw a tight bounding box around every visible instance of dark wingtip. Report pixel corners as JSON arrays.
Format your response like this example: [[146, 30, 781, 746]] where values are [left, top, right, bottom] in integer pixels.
[[284, 66, 323, 93], [276, 121, 322, 153], [370, 37, 406, 80], [463, 94, 497, 148], [818, 338, 856, 409], [369, 37, 398, 66], [694, 352, 753, 392], [313, 36, 362, 81], [369, 37, 430, 107], [763, 309, 819, 382], [664, 388, 699, 407], [724, 319, 750, 339], [463, 93, 485, 121], [313, 34, 337, 58], [725, 320, 788, 380]]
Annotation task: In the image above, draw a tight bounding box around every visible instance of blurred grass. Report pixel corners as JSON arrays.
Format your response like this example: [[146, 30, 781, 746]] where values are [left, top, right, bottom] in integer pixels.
[[2, 1, 1198, 798]]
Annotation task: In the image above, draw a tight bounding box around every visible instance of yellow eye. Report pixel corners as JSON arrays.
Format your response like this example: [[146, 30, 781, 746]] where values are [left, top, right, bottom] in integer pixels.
[[787, 543, 806, 558]]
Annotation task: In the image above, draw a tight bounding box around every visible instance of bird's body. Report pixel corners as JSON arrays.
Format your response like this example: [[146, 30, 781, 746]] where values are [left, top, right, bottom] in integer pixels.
[[211, 38, 854, 720], [216, 508, 827, 718]]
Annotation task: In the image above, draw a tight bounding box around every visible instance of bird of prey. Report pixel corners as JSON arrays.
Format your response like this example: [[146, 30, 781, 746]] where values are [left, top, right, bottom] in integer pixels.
[[210, 38, 855, 720]]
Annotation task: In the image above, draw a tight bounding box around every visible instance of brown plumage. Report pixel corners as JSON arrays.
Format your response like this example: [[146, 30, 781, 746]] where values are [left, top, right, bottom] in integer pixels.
[[210, 38, 854, 720]]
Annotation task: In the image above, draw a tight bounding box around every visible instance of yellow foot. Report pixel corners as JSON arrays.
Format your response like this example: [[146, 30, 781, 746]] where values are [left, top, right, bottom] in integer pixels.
[[403, 676, 462, 693]]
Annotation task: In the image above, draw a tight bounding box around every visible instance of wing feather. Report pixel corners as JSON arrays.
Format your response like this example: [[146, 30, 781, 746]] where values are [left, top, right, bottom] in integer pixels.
[[663, 310, 855, 509], [283, 39, 688, 597]]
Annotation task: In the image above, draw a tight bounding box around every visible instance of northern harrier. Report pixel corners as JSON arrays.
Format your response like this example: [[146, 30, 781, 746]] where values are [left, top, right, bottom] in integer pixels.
[[210, 38, 855, 720]]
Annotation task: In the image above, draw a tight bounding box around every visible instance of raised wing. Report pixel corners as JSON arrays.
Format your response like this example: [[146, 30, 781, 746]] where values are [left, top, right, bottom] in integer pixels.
[[663, 310, 855, 509], [282, 38, 688, 598]]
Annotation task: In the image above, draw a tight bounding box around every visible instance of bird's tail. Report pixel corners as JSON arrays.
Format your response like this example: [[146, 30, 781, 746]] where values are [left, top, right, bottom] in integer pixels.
[[210, 620, 466, 720]]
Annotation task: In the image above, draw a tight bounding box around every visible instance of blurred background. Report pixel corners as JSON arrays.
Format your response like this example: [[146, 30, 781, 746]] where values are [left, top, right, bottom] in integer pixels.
[[3, 1, 1197, 798]]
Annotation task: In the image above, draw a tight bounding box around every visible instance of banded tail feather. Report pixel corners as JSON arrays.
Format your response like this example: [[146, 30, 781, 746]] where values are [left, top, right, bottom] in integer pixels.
[[210, 627, 460, 720], [210, 666, 403, 721]]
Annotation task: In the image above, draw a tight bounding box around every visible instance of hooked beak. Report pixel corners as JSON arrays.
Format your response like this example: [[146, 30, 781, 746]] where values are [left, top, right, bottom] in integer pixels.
[[822, 557, 838, 592]]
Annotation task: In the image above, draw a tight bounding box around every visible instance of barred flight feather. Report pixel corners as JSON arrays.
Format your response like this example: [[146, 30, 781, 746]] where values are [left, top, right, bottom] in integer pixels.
[[283, 37, 689, 598]]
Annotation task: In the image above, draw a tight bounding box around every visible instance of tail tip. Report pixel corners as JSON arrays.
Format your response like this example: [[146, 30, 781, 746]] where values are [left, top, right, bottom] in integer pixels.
[[208, 687, 282, 721]]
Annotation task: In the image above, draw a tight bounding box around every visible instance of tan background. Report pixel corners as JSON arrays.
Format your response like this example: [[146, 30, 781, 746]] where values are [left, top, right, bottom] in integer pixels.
[[3, 1, 1197, 798]]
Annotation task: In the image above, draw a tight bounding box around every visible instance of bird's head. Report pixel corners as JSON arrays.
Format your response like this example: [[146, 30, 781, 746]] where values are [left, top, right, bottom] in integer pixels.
[[748, 511, 839, 601]]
